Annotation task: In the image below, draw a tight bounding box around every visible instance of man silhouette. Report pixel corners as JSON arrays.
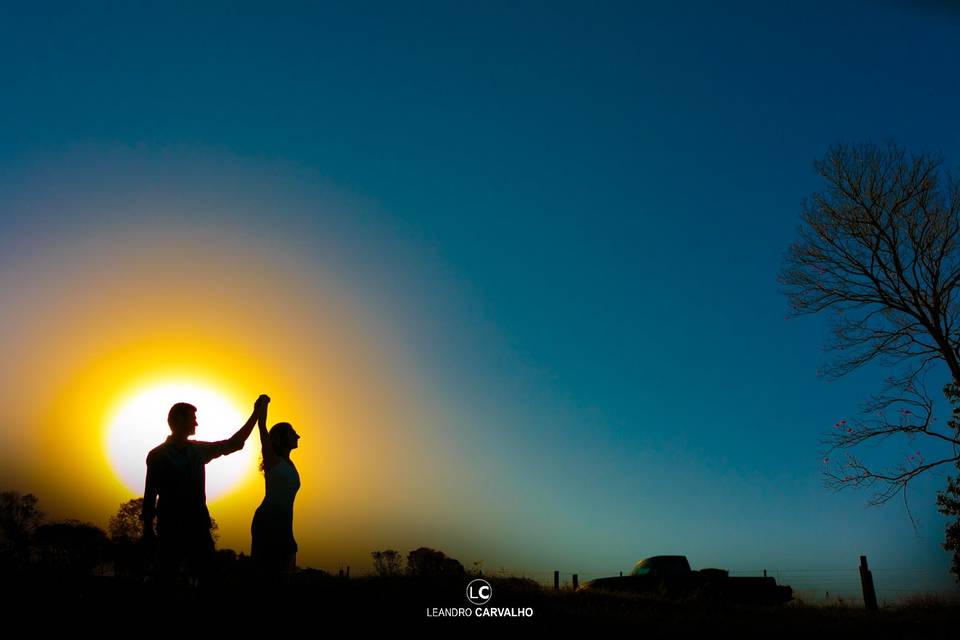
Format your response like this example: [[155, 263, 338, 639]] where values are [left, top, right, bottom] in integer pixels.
[[141, 394, 269, 583]]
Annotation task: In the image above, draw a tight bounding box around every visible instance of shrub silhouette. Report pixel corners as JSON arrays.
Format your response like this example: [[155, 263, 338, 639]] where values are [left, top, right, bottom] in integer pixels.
[[108, 498, 144, 541], [0, 491, 43, 567], [406, 547, 465, 576], [371, 549, 403, 577], [34, 520, 108, 575]]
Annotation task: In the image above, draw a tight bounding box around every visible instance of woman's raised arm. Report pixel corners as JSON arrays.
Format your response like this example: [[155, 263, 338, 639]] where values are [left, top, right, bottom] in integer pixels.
[[257, 395, 279, 471]]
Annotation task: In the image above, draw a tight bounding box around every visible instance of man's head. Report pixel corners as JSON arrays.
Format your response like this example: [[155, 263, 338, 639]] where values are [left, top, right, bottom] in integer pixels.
[[167, 402, 198, 437]]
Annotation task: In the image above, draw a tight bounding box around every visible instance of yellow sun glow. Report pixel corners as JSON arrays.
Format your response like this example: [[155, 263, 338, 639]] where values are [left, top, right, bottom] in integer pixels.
[[105, 381, 258, 501]]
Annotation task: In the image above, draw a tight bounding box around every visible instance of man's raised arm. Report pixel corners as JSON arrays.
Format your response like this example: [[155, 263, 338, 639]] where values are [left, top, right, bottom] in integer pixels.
[[203, 395, 270, 461]]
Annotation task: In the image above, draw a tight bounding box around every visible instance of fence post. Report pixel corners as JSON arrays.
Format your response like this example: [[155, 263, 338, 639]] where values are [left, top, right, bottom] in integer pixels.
[[859, 555, 878, 611], [554, 570, 560, 590], [346, 566, 350, 579], [572, 574, 579, 590]]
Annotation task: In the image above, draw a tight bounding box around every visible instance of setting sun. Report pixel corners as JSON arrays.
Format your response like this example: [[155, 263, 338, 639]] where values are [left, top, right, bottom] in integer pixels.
[[105, 381, 258, 500]]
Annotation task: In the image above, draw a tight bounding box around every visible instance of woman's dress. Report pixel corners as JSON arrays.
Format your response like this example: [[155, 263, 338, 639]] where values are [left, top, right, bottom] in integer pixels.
[[251, 458, 300, 572]]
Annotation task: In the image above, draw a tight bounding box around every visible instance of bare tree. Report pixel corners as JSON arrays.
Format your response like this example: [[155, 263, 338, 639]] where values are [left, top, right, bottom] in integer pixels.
[[778, 142, 960, 513]]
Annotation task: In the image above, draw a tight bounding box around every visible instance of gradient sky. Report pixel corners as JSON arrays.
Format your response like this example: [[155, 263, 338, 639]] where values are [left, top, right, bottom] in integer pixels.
[[2, 1, 959, 599]]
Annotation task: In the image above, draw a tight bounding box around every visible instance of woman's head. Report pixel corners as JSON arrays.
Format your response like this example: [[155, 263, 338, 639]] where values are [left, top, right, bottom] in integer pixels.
[[260, 422, 301, 472], [269, 422, 300, 454]]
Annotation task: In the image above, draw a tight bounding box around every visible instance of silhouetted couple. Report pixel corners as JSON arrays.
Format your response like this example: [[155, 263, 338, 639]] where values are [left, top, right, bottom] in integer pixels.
[[140, 394, 301, 584]]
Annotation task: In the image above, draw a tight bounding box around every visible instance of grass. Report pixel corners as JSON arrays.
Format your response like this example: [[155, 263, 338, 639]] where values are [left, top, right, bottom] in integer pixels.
[[3, 568, 958, 634]]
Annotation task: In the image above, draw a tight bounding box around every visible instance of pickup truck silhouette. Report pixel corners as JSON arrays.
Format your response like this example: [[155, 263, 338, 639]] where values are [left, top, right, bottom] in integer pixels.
[[582, 555, 793, 605]]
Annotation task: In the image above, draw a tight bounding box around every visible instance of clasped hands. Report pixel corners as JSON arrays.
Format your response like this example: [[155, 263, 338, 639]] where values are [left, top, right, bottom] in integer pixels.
[[255, 394, 271, 417]]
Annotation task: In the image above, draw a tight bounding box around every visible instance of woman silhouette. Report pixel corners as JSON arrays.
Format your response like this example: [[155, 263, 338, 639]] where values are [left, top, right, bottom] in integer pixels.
[[251, 397, 301, 578]]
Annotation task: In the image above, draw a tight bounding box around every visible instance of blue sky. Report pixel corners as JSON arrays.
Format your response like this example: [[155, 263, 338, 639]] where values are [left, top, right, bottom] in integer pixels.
[[2, 1, 959, 597]]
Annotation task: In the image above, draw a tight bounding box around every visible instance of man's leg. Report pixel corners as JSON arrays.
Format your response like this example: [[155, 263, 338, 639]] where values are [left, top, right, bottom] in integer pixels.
[[185, 527, 215, 586], [156, 532, 185, 586]]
